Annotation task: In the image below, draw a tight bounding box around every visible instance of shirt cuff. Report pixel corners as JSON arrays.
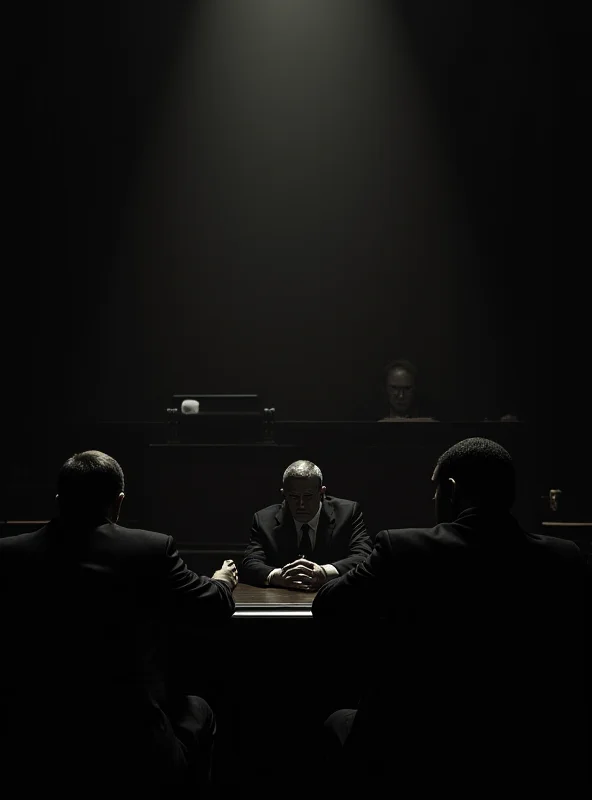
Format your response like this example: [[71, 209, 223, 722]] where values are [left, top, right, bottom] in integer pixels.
[[266, 568, 281, 586], [322, 564, 339, 579]]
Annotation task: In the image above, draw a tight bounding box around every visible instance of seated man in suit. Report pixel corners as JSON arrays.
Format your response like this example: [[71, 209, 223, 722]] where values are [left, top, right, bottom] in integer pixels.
[[312, 438, 589, 796], [241, 459, 372, 590], [0, 450, 238, 799]]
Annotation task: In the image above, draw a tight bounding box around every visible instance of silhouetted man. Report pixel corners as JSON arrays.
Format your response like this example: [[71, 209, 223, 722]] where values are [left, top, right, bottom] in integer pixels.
[[241, 460, 371, 589], [313, 438, 589, 796], [0, 450, 238, 798]]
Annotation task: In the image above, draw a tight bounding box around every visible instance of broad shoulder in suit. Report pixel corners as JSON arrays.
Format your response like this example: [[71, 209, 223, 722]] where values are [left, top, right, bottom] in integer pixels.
[[312, 507, 586, 620]]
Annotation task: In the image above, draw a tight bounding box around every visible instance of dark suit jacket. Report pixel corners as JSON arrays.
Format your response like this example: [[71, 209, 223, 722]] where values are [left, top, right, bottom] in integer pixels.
[[241, 496, 372, 586], [313, 508, 590, 793], [0, 519, 235, 793]]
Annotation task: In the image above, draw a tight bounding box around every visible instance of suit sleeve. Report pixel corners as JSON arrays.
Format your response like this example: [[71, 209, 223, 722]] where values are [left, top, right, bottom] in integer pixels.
[[329, 502, 373, 576], [161, 535, 235, 621], [313, 530, 393, 619], [241, 513, 278, 587]]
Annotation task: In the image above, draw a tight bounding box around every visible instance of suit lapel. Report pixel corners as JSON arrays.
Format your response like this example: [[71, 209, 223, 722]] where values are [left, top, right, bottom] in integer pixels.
[[274, 503, 298, 555], [314, 499, 336, 561]]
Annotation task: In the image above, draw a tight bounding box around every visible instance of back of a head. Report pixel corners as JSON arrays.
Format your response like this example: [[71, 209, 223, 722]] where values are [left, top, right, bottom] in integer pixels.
[[437, 437, 515, 510], [57, 450, 125, 521]]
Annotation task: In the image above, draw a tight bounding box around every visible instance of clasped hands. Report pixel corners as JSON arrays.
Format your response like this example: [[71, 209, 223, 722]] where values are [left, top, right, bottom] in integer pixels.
[[271, 558, 328, 591]]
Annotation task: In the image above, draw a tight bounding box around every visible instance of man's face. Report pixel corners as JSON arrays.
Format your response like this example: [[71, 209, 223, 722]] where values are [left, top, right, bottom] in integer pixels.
[[387, 368, 415, 415], [283, 477, 324, 523]]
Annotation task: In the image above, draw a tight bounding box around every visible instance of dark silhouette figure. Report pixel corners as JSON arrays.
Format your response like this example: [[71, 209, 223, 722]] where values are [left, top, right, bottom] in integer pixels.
[[0, 450, 238, 798], [313, 437, 590, 797]]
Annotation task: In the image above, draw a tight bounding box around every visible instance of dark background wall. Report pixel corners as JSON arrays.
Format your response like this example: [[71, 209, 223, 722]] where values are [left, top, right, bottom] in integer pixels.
[[4, 1, 552, 421], [3, 2, 584, 516]]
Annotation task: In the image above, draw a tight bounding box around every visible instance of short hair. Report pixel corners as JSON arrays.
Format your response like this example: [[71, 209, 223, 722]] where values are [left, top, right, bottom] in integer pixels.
[[282, 460, 323, 487], [436, 437, 515, 508], [384, 359, 417, 381], [57, 450, 125, 516]]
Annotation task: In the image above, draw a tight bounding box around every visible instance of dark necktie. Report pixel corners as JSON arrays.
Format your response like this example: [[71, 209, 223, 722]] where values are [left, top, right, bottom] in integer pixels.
[[299, 523, 313, 560]]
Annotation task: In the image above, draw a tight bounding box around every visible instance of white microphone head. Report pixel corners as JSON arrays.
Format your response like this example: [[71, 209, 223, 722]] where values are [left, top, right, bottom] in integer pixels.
[[181, 399, 200, 415]]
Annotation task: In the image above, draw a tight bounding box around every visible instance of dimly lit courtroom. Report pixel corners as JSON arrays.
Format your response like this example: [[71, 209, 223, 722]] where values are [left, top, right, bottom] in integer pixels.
[[1, 2, 589, 798]]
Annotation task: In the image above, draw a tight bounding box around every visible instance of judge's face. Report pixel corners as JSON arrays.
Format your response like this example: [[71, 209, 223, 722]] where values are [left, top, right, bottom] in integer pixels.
[[283, 477, 324, 523], [387, 368, 415, 415]]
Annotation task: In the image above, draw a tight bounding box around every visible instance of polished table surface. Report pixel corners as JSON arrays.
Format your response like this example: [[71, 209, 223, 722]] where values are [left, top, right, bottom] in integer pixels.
[[232, 582, 316, 616]]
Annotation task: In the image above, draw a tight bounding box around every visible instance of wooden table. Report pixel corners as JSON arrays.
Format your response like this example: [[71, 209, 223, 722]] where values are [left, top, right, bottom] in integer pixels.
[[232, 582, 316, 617]]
